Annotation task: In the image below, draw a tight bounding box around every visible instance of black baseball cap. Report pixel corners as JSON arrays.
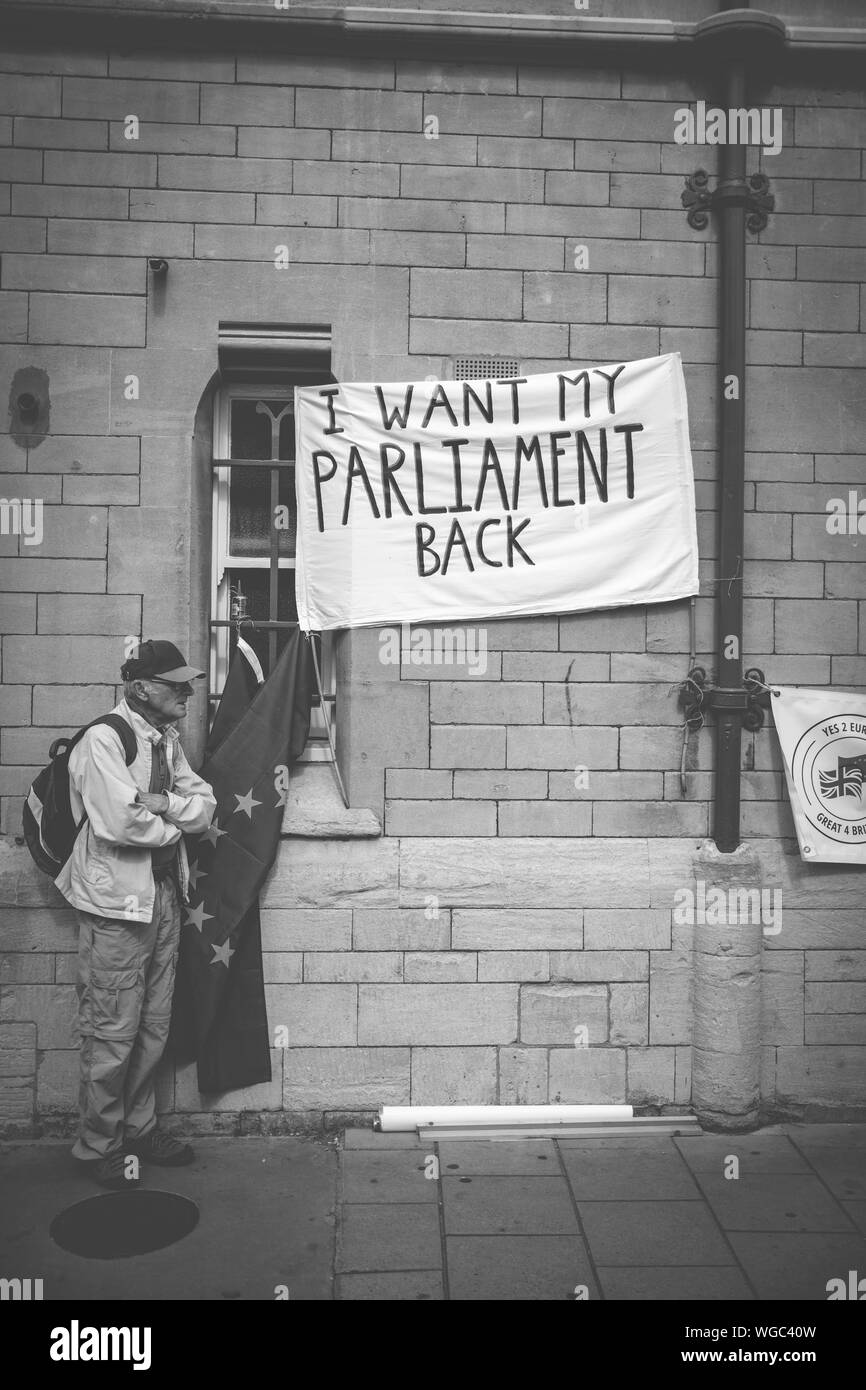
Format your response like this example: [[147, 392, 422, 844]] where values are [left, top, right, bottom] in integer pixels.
[[121, 639, 205, 683]]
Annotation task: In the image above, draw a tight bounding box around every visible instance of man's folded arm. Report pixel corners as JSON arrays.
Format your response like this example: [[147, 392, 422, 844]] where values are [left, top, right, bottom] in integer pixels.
[[71, 726, 181, 848], [164, 745, 217, 834]]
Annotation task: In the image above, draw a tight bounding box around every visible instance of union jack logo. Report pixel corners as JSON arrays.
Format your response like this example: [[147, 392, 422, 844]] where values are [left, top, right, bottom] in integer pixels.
[[819, 757, 866, 800]]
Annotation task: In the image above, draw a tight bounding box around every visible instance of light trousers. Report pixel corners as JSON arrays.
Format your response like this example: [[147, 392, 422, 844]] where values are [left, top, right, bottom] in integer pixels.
[[72, 876, 180, 1162]]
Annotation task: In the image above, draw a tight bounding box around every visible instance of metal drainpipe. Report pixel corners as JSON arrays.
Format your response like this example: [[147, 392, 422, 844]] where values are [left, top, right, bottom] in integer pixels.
[[686, 8, 786, 1130], [714, 49, 748, 856]]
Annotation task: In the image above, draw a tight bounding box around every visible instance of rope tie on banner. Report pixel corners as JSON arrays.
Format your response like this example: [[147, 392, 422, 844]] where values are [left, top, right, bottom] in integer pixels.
[[305, 632, 350, 809], [678, 596, 699, 797]]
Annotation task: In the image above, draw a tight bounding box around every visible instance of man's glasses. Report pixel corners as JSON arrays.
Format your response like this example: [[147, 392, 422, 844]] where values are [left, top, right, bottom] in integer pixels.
[[147, 678, 195, 695]]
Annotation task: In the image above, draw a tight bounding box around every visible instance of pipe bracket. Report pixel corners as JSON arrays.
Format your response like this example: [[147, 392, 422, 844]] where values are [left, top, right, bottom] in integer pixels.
[[682, 169, 774, 232], [679, 666, 771, 733]]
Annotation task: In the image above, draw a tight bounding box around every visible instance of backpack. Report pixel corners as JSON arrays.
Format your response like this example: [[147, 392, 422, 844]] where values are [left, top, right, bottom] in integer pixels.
[[22, 714, 138, 876]]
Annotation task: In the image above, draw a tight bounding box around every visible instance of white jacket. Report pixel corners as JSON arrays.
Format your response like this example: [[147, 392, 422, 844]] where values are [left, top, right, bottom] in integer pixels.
[[55, 700, 217, 922]]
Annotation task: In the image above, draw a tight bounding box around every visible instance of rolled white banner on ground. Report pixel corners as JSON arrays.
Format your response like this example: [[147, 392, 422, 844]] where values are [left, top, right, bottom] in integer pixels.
[[377, 1104, 633, 1132]]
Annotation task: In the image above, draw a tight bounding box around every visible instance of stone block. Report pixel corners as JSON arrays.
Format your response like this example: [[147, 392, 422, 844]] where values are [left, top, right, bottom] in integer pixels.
[[384, 801, 497, 836], [520, 983, 608, 1045], [304, 952, 402, 984], [3, 252, 143, 294], [477, 951, 549, 983], [776, 1046, 866, 1110], [44, 150, 156, 186], [410, 318, 566, 357], [411, 268, 522, 320], [261, 953, 303, 984], [0, 74, 60, 116], [260, 909, 352, 951], [263, 985, 357, 1047], [262, 838, 400, 909], [2, 636, 118, 684], [36, 593, 140, 635], [370, 230, 465, 267], [627, 1046, 676, 1105], [559, 608, 646, 651], [523, 271, 607, 321], [452, 910, 581, 951], [131, 188, 254, 223], [506, 725, 618, 769], [593, 802, 709, 837], [199, 83, 294, 126], [550, 950, 648, 982], [341, 196, 501, 234], [410, 1046, 498, 1104], [548, 1047, 627, 1103], [498, 1046, 548, 1103], [403, 952, 476, 983], [453, 771, 546, 800], [499, 802, 592, 836], [29, 293, 145, 347], [0, 984, 77, 1048], [33, 685, 113, 724], [430, 726, 505, 769], [583, 909, 671, 951], [353, 909, 450, 951], [610, 982, 649, 1044], [400, 837, 648, 908], [359, 985, 517, 1045], [283, 1048, 410, 1109]]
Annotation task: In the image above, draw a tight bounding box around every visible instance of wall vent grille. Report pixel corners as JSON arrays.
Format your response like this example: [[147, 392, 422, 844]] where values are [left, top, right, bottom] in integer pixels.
[[452, 356, 521, 380]]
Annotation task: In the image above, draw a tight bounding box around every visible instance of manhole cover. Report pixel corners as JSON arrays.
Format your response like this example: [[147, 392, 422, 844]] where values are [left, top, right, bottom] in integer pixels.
[[50, 1191, 199, 1260]]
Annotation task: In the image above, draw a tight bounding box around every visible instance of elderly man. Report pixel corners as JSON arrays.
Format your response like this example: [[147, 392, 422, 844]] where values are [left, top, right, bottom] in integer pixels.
[[56, 640, 216, 1189]]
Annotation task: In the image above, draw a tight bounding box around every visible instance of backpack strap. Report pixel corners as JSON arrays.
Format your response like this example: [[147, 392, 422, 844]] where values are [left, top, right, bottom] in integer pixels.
[[55, 713, 138, 767], [86, 713, 138, 766]]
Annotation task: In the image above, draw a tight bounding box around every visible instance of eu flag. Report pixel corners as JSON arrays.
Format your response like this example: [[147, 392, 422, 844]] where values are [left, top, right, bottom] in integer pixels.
[[171, 630, 314, 1092]]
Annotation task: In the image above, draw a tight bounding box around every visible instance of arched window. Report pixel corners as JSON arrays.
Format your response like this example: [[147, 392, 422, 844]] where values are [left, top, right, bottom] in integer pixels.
[[209, 328, 336, 758]]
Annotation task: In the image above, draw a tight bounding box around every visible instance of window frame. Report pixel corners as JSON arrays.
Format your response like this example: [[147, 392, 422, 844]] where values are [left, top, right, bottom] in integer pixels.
[[209, 380, 336, 762]]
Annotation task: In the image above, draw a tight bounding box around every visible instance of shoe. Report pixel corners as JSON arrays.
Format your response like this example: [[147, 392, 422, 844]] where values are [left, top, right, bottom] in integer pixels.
[[77, 1152, 142, 1191], [128, 1129, 195, 1166]]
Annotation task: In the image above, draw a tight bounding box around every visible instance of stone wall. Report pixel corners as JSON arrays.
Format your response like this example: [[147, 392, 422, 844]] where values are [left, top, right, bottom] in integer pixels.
[[0, 29, 863, 1132]]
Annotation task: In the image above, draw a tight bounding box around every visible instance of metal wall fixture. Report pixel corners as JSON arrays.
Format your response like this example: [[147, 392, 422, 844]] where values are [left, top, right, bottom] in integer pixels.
[[680, 6, 786, 854]]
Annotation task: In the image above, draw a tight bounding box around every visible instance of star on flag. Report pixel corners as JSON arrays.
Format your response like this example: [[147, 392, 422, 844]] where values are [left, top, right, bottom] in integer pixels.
[[202, 820, 227, 847], [210, 939, 235, 968], [184, 901, 214, 932], [233, 787, 262, 819], [187, 861, 207, 890]]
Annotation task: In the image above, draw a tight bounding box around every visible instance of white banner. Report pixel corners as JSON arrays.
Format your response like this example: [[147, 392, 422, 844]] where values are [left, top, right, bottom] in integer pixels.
[[772, 687, 866, 864], [294, 352, 699, 632]]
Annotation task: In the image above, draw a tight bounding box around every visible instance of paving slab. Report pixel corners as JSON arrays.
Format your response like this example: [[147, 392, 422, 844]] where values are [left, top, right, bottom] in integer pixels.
[[675, 1132, 811, 1175], [340, 1149, 438, 1204], [437, 1139, 558, 1176], [792, 1152, 866, 1202], [841, 1200, 866, 1237], [446, 1235, 597, 1301], [598, 1265, 755, 1300], [728, 1231, 866, 1301], [786, 1124, 866, 1150], [578, 1199, 736, 1266], [336, 1202, 441, 1273], [442, 1174, 579, 1236], [343, 1128, 425, 1150], [694, 1173, 855, 1233], [0, 1137, 336, 1301], [560, 1146, 701, 1200], [336, 1270, 444, 1300]]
